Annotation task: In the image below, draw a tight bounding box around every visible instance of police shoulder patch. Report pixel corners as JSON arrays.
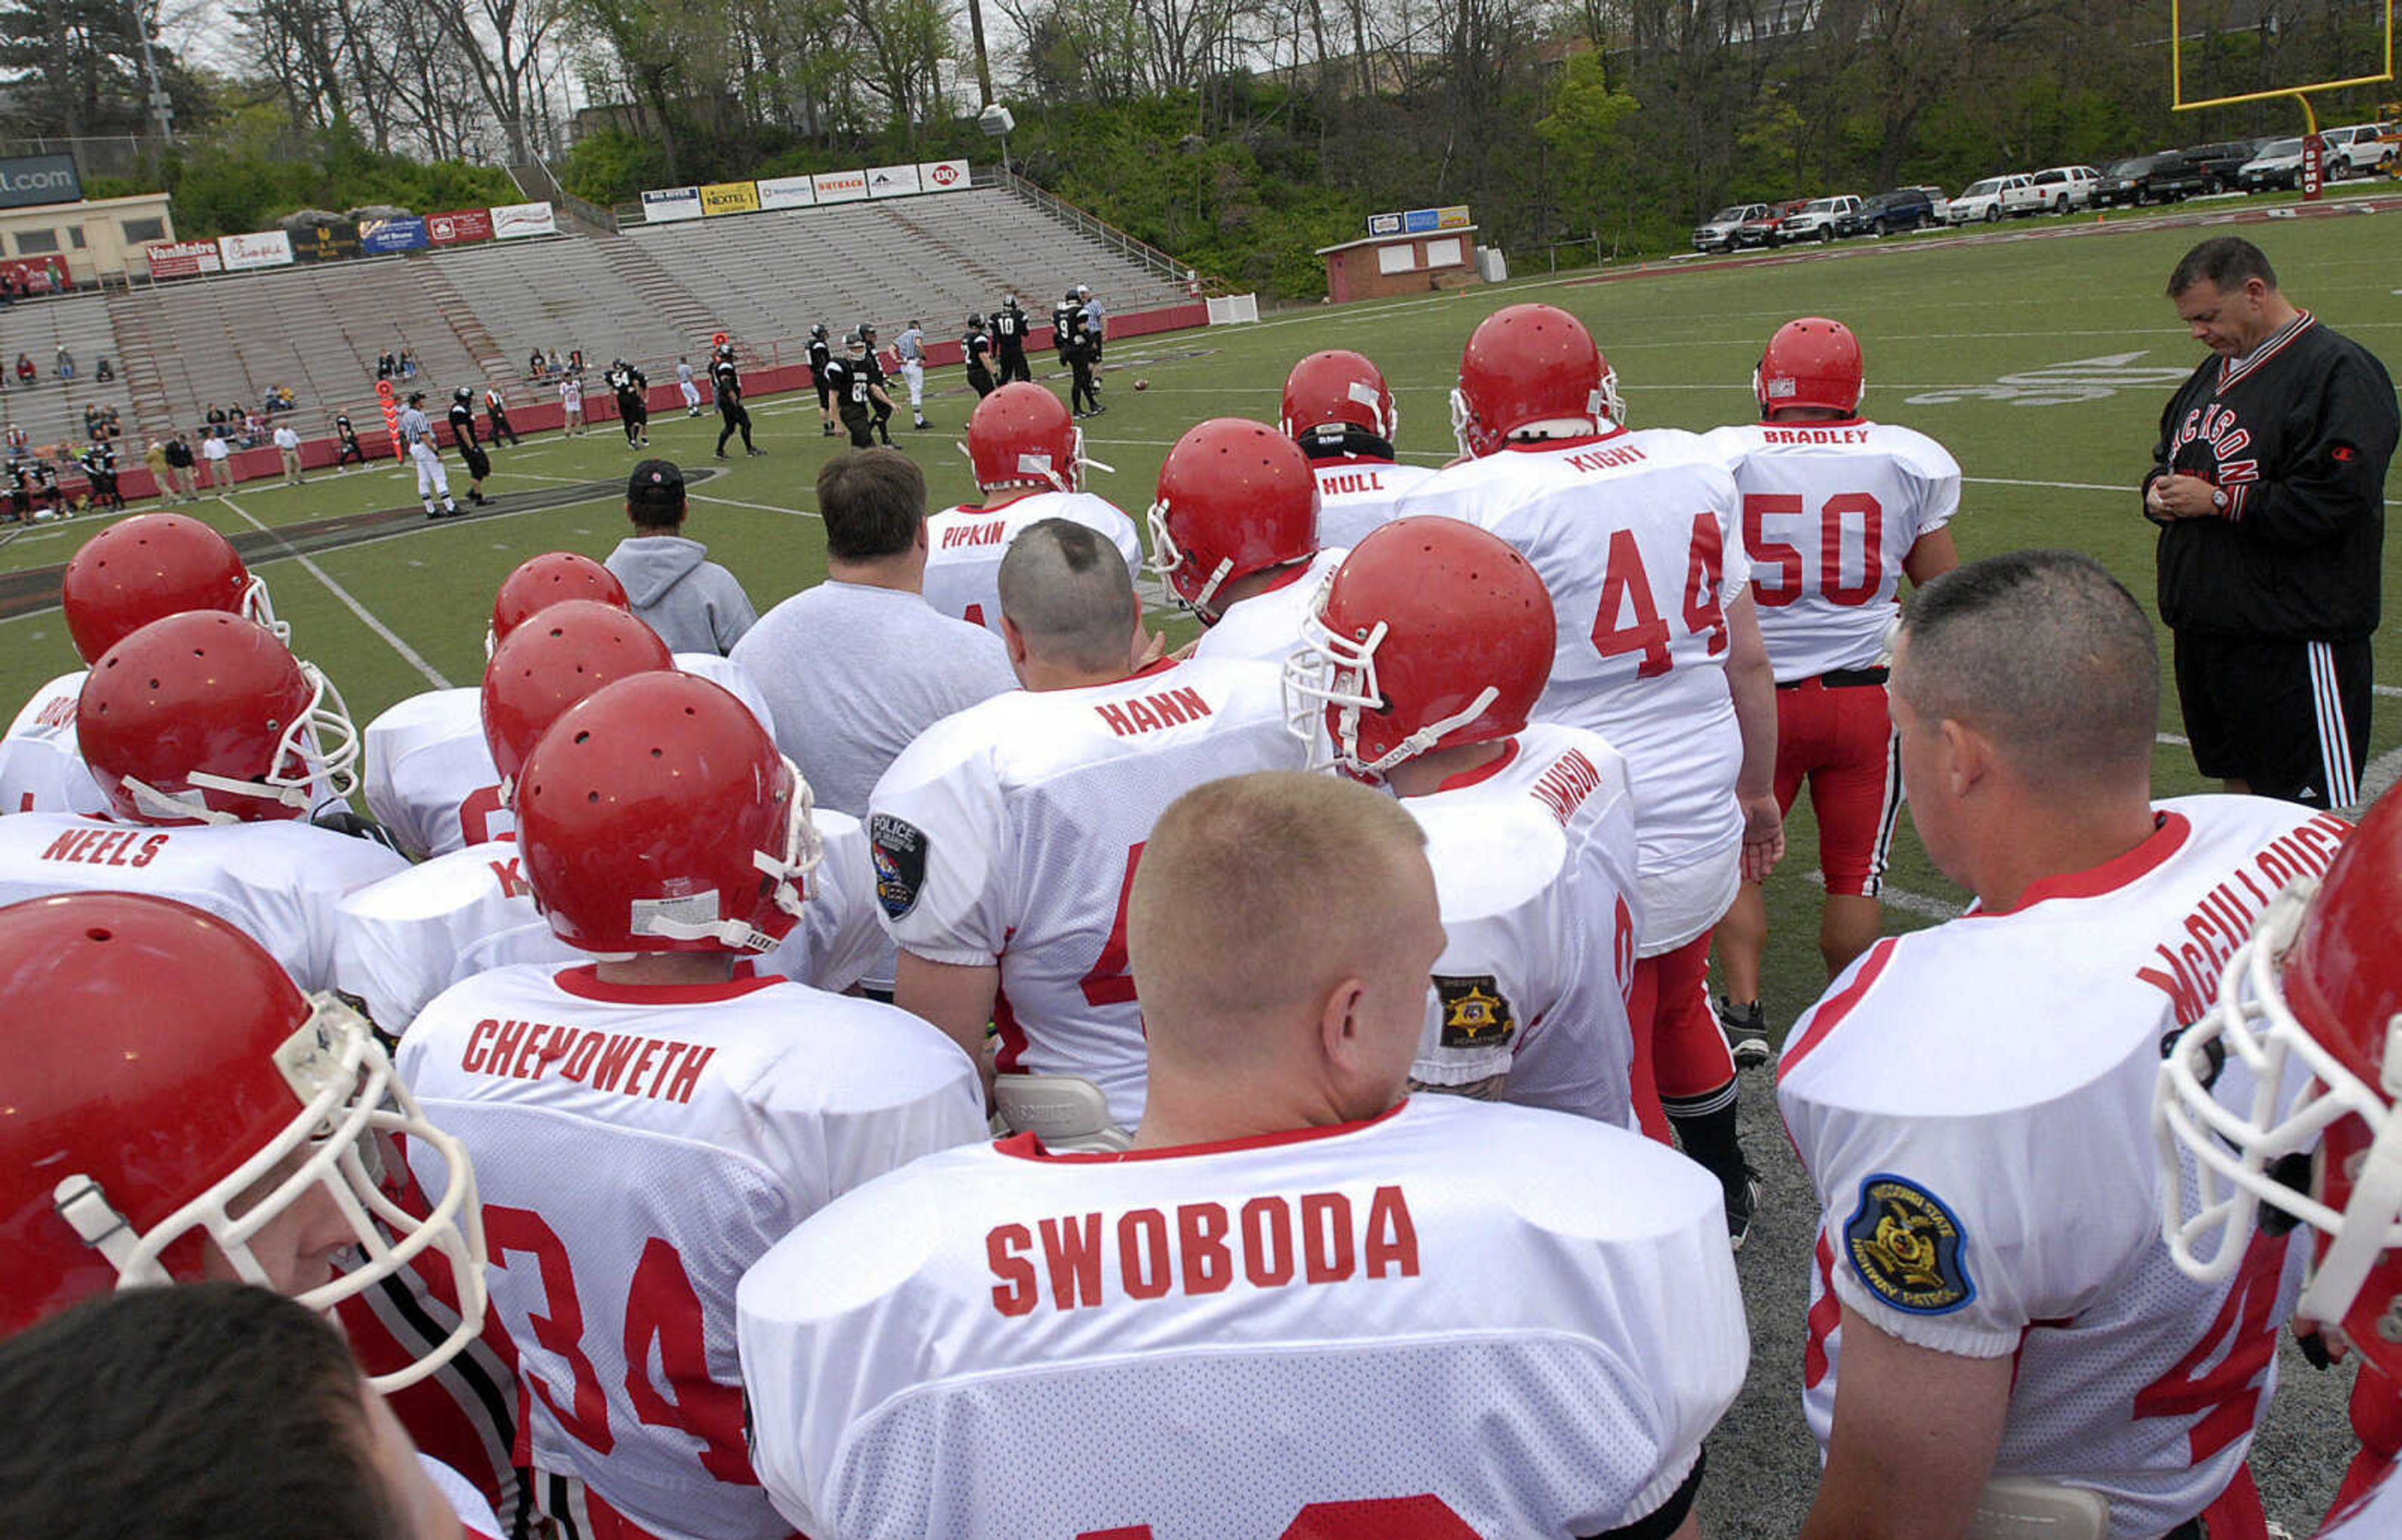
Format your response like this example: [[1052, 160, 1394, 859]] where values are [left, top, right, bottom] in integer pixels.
[[1842, 1172, 1974, 1315], [868, 814, 930, 921], [1434, 975, 1515, 1050]]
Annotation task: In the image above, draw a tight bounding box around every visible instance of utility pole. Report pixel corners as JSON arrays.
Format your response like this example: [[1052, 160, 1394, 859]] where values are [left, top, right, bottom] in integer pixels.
[[131, 0, 174, 144], [965, 0, 995, 105]]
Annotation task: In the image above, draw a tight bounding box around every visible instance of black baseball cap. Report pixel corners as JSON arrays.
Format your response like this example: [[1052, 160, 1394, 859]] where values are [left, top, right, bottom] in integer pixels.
[[628, 458, 686, 506]]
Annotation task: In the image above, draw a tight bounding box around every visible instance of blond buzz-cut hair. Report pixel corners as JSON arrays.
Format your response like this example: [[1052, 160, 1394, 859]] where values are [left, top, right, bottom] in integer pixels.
[[1128, 772, 1429, 1065]]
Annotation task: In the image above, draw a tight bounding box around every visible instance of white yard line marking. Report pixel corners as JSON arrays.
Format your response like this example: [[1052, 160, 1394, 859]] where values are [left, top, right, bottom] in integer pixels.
[[2159, 732, 2191, 747], [218, 495, 452, 688], [1808, 871, 1960, 921], [1966, 474, 2402, 509], [688, 492, 823, 520]]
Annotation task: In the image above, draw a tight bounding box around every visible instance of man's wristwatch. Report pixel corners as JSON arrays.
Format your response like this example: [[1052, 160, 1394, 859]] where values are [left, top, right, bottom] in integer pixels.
[[2211, 487, 2229, 512]]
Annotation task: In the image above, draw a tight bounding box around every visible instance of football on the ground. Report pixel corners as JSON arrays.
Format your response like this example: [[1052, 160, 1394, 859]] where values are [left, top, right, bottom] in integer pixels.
[[1132, 378, 1150, 390]]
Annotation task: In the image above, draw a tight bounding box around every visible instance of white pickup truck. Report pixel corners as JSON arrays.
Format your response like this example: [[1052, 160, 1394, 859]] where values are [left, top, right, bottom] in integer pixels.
[[1947, 174, 2044, 223], [1778, 195, 1863, 243]]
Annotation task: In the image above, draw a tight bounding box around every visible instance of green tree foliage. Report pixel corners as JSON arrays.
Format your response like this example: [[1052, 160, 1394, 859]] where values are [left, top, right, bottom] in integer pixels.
[[116, 108, 517, 236]]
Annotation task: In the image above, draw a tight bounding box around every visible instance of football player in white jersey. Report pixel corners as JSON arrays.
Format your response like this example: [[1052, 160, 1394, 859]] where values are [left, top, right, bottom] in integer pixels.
[[1783, 552, 2343, 1540], [922, 383, 1142, 634], [0, 891, 500, 1522], [871, 517, 1308, 1135], [2156, 782, 2402, 1539], [739, 771, 1747, 1540], [1399, 302, 1781, 1238], [398, 671, 983, 1540], [1705, 317, 1962, 1068], [1150, 417, 1345, 671], [1, 512, 288, 817], [1286, 516, 1645, 1130], [1282, 347, 1434, 546], [364, 551, 774, 860], [0, 611, 401, 992]]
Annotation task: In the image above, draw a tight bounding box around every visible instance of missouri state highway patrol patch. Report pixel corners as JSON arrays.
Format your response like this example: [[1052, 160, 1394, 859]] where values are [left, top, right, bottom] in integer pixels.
[[868, 814, 928, 921], [1843, 1173, 1974, 1315], [1434, 975, 1515, 1049]]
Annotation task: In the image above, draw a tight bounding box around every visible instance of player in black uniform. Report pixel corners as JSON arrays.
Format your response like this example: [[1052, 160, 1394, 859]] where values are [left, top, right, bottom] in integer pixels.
[[962, 314, 996, 398], [447, 388, 482, 451], [607, 359, 651, 449], [1062, 298, 1102, 418], [78, 438, 123, 510], [826, 334, 873, 449], [2146, 235, 2400, 809], [991, 296, 1031, 385], [858, 323, 895, 446], [808, 324, 836, 437], [1051, 290, 1078, 372], [711, 343, 761, 458], [332, 412, 367, 469]]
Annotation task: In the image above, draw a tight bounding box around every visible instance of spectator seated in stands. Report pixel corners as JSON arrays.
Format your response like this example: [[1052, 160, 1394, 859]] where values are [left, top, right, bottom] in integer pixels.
[[54, 347, 73, 382], [81, 407, 99, 440], [5, 423, 24, 460], [529, 348, 546, 380], [94, 357, 113, 383], [14, 355, 33, 385]]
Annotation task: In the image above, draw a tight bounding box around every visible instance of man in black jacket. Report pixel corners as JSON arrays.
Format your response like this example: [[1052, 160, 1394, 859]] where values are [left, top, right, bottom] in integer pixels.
[[2146, 235, 2399, 809]]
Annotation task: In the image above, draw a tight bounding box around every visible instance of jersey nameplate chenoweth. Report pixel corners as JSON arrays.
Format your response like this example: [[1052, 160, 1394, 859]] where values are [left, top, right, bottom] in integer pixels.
[[1094, 686, 1213, 739], [459, 1018, 716, 1104], [2136, 811, 2348, 1025], [985, 1184, 1421, 1315], [39, 827, 169, 868]]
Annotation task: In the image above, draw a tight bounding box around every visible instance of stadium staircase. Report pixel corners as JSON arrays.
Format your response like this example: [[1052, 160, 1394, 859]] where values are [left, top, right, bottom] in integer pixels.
[[409, 258, 520, 405], [0, 291, 136, 452], [587, 233, 717, 354]]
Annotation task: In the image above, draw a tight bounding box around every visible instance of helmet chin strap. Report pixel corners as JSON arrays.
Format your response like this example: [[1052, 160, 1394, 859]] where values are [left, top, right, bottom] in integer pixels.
[[1349, 687, 1500, 777], [124, 775, 241, 824]]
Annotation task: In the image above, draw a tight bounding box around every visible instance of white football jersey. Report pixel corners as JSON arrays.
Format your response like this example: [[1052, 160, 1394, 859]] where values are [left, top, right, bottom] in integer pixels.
[[2322, 1463, 2402, 1537], [1188, 547, 1347, 671], [1701, 419, 1960, 681], [1399, 430, 1750, 948], [420, 1457, 503, 1540], [0, 668, 105, 816], [1780, 796, 2349, 1539], [363, 659, 775, 860], [0, 811, 407, 990], [923, 492, 1146, 635], [1311, 455, 1435, 548], [868, 658, 1307, 1127], [736, 1094, 1746, 1540], [397, 962, 985, 1540], [1402, 724, 1642, 1126]]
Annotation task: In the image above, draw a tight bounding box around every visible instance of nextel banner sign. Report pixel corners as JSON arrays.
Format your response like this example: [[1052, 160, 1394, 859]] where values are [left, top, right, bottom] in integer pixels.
[[0, 155, 81, 210]]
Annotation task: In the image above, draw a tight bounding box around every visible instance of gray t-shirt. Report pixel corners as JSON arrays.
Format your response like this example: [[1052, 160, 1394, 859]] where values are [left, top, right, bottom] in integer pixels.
[[731, 580, 1016, 819]]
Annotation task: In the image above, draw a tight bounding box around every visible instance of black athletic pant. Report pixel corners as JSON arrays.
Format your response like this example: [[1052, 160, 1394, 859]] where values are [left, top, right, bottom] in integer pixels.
[[1070, 357, 1098, 413], [621, 404, 646, 447], [487, 410, 519, 447], [967, 365, 996, 398], [872, 397, 893, 445], [998, 347, 1030, 385], [2174, 630, 2372, 809], [716, 401, 754, 453], [841, 408, 874, 448], [335, 437, 367, 467]]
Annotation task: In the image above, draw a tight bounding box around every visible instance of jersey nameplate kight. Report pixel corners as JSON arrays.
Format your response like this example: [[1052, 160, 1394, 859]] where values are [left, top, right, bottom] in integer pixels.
[[1843, 1173, 1974, 1315], [868, 814, 928, 920], [1435, 975, 1515, 1050]]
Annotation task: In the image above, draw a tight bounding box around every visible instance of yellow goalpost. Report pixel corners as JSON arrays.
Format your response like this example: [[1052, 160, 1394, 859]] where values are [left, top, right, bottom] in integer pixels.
[[2169, 0, 2394, 139]]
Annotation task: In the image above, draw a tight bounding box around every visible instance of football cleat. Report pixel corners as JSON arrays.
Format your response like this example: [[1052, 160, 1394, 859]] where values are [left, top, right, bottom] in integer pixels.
[[1717, 996, 1771, 1069]]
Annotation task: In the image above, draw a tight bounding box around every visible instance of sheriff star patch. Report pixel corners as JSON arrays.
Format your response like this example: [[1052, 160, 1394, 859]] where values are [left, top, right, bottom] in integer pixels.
[[1434, 975, 1515, 1049], [1843, 1173, 1974, 1315], [868, 814, 930, 921]]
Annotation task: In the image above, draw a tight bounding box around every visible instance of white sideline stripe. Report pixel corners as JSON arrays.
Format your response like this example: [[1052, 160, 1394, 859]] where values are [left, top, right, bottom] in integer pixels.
[[2159, 732, 2191, 747], [217, 495, 452, 689], [1965, 474, 2402, 509], [2376, 684, 2402, 699], [688, 492, 821, 520], [1812, 870, 1959, 921]]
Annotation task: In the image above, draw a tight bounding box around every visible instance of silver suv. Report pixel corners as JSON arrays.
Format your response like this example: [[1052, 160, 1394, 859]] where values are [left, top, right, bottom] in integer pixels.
[[1693, 203, 1769, 253]]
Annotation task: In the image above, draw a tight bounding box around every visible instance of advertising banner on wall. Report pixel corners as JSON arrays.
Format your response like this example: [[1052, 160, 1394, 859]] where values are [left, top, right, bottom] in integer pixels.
[[291, 222, 362, 263], [916, 159, 971, 193], [428, 208, 495, 245], [491, 201, 557, 238], [217, 230, 295, 270], [812, 170, 869, 204], [865, 163, 923, 198], [144, 239, 224, 278], [641, 186, 703, 223], [0, 153, 81, 210], [359, 216, 430, 255], [699, 181, 761, 216], [755, 176, 816, 211]]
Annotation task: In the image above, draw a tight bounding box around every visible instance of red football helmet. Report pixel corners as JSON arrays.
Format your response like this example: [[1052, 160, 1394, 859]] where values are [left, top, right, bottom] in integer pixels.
[[515, 671, 821, 955], [1450, 303, 1623, 458], [0, 891, 485, 1391], [2159, 787, 2402, 1382], [1285, 517, 1555, 776], [78, 610, 358, 825], [1146, 418, 1320, 619], [60, 512, 283, 664], [967, 383, 1092, 494], [480, 599, 675, 798], [487, 552, 629, 657], [1756, 317, 1865, 417], [1281, 349, 1399, 455]]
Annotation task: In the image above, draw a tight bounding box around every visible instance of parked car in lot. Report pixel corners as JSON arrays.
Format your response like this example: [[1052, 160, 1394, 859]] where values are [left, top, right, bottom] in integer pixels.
[[1904, 185, 1951, 222], [1836, 186, 1939, 236], [1947, 174, 2042, 222], [2027, 165, 2103, 212], [2183, 139, 2267, 193], [1778, 195, 1863, 242], [1694, 202, 1770, 253], [2320, 123, 2398, 176], [2237, 137, 2311, 191], [1735, 199, 1808, 247], [2095, 151, 2207, 206]]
